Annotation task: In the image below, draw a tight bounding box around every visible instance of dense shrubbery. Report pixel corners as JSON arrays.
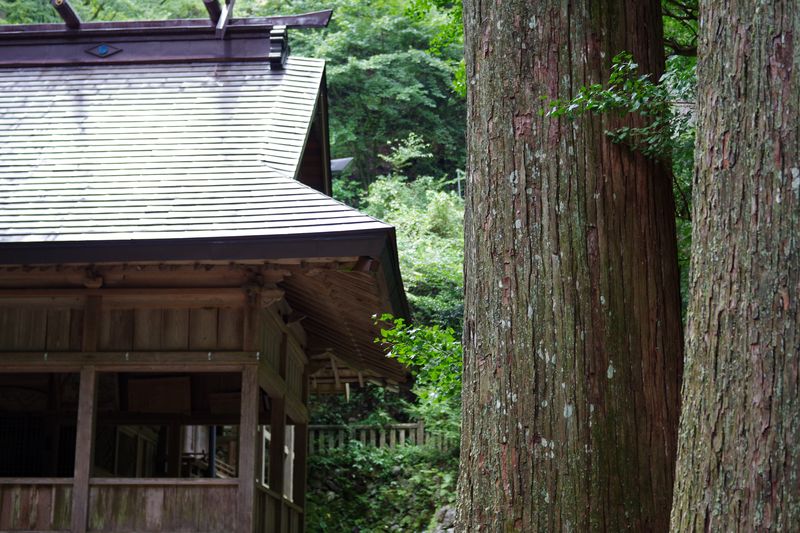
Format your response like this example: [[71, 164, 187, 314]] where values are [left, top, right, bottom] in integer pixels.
[[306, 442, 458, 532]]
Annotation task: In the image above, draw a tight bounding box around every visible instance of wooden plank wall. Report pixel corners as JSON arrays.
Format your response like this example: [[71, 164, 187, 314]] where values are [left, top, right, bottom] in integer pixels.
[[0, 482, 72, 531], [87, 482, 238, 532], [0, 306, 245, 353], [0, 308, 82, 351]]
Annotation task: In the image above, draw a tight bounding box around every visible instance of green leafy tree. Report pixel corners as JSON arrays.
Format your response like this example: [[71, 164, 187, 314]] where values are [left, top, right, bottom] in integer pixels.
[[360, 135, 464, 331], [0, 0, 203, 23], [251, 0, 466, 182], [376, 314, 462, 436]]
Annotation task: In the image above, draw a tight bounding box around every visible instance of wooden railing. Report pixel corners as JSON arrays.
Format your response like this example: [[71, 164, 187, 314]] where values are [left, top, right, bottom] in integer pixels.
[[0, 478, 72, 531], [254, 485, 302, 533], [87, 478, 239, 532], [308, 423, 457, 453], [0, 478, 301, 533]]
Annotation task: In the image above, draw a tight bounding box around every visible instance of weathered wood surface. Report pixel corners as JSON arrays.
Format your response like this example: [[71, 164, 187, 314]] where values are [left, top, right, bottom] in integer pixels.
[[87, 481, 238, 532], [72, 366, 96, 533], [0, 296, 246, 354], [0, 59, 390, 242], [255, 486, 302, 533], [0, 260, 407, 391], [238, 366, 259, 533], [0, 482, 72, 531]]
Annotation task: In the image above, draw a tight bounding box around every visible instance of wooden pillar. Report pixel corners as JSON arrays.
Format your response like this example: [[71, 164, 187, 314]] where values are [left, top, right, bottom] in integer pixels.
[[71, 365, 97, 533], [294, 367, 309, 529], [293, 423, 308, 525], [269, 395, 286, 531], [238, 365, 259, 533]]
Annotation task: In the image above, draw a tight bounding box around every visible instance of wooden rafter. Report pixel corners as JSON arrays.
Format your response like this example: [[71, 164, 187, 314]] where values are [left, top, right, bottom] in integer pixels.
[[203, 0, 222, 25], [216, 0, 236, 39], [0, 9, 333, 38], [50, 0, 81, 29]]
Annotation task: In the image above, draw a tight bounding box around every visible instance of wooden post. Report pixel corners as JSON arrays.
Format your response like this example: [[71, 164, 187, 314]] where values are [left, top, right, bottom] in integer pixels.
[[71, 366, 97, 533], [256, 425, 266, 485], [417, 420, 425, 446], [238, 365, 259, 533], [269, 395, 285, 531], [293, 423, 308, 502], [293, 367, 309, 530]]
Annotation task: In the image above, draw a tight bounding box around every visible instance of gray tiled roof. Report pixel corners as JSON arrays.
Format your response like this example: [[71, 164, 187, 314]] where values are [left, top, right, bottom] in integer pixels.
[[0, 58, 388, 244]]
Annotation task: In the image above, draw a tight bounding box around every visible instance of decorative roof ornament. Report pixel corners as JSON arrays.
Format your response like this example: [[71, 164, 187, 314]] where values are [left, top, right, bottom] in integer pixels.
[[269, 25, 289, 70], [85, 43, 121, 58]]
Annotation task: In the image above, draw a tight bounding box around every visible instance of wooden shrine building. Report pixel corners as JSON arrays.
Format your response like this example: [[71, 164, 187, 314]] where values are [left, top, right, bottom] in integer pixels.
[[0, 3, 409, 532]]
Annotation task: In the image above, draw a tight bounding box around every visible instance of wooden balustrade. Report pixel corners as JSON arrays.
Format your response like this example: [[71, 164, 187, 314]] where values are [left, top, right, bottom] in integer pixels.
[[255, 485, 303, 533], [87, 478, 239, 532], [0, 479, 72, 531], [0, 478, 304, 533], [308, 423, 457, 454]]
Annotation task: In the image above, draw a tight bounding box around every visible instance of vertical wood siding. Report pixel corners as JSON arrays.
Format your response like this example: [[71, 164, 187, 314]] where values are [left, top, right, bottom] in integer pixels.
[[0, 482, 72, 531]]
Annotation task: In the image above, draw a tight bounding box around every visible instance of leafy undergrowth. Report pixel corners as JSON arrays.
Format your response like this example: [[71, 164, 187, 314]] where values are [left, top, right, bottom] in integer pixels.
[[306, 443, 458, 532]]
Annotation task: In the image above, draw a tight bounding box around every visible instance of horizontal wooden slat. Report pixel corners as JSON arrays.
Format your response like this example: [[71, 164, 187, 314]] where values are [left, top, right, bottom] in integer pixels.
[[0, 478, 74, 485], [0, 288, 248, 309], [88, 478, 238, 486], [0, 351, 260, 367]]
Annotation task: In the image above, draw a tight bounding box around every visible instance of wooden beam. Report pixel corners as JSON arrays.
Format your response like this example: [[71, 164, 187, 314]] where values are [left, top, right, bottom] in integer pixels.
[[71, 366, 96, 533], [50, 0, 80, 29], [0, 351, 260, 369], [203, 0, 222, 24], [0, 288, 248, 309], [95, 411, 270, 426], [286, 395, 308, 424], [88, 478, 237, 486], [238, 365, 259, 533], [257, 361, 286, 397], [216, 0, 236, 39]]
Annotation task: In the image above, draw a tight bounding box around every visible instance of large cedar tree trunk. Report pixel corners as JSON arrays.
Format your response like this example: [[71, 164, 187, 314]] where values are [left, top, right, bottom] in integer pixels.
[[457, 1, 683, 530], [670, 1, 800, 529]]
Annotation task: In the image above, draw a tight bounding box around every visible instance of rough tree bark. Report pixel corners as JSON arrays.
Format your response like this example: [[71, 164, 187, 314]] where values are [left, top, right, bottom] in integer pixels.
[[457, 1, 683, 531], [671, 1, 800, 530]]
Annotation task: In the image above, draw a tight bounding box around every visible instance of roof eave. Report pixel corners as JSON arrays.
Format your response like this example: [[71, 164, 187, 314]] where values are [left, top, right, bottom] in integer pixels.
[[0, 228, 392, 267]]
